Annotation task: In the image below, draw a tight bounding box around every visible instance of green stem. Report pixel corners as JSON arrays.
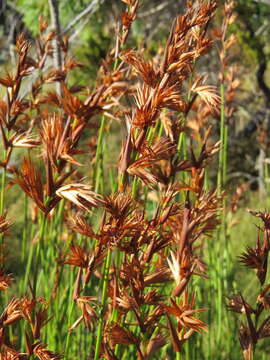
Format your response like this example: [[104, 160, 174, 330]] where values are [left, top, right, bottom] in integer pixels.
[[95, 116, 106, 193], [94, 249, 112, 360], [0, 166, 6, 216], [23, 224, 35, 292], [0, 159, 7, 252], [223, 123, 228, 186], [21, 194, 28, 262], [33, 214, 47, 297], [64, 296, 76, 358], [217, 82, 225, 194]]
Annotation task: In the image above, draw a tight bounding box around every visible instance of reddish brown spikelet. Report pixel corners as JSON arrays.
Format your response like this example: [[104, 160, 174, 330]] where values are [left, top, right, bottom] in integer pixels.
[[0, 270, 14, 291], [33, 305, 50, 339], [227, 295, 254, 314], [38, 16, 48, 33], [121, 50, 159, 87], [103, 192, 135, 220], [16, 33, 31, 56], [108, 323, 139, 346], [145, 332, 167, 357], [127, 137, 176, 187], [0, 213, 11, 235], [239, 232, 268, 285], [166, 314, 183, 352], [165, 292, 207, 334], [132, 84, 159, 128], [76, 296, 97, 330], [239, 322, 254, 360], [257, 316, 270, 339], [1, 298, 22, 326], [10, 131, 41, 149], [16, 157, 46, 213], [64, 244, 89, 268], [33, 341, 63, 360], [191, 76, 221, 111], [0, 345, 24, 360], [44, 69, 66, 83], [40, 114, 82, 169], [56, 183, 104, 211], [0, 73, 14, 89], [257, 285, 270, 309], [67, 214, 96, 238]]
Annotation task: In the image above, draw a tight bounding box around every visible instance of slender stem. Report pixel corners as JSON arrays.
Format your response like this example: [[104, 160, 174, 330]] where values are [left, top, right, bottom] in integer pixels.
[[0, 165, 6, 252], [94, 116, 106, 193], [94, 249, 112, 360], [223, 123, 228, 186], [217, 82, 225, 194], [0, 166, 6, 216], [33, 214, 47, 297], [0, 146, 7, 254], [23, 224, 35, 292], [64, 294, 76, 357], [21, 194, 28, 262]]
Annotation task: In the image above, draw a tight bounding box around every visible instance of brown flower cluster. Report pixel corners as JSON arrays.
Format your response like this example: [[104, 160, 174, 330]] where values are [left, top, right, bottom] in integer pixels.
[[228, 210, 270, 360], [0, 0, 228, 358]]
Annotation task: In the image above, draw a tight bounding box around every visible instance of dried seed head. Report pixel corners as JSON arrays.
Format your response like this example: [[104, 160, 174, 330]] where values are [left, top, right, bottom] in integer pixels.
[[0, 213, 11, 235], [16, 157, 46, 213], [0, 271, 14, 291], [165, 293, 207, 334], [146, 332, 167, 358], [56, 184, 104, 211], [191, 77, 220, 111], [67, 214, 96, 238], [33, 341, 63, 360], [11, 132, 41, 148], [64, 244, 90, 268], [227, 295, 254, 314], [1, 298, 22, 326], [107, 323, 139, 346]]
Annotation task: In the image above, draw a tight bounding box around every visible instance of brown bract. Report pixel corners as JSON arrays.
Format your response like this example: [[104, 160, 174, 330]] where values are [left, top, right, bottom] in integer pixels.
[[56, 183, 104, 211], [32, 342, 63, 360], [0, 271, 14, 291], [165, 293, 207, 334], [0, 0, 227, 358]]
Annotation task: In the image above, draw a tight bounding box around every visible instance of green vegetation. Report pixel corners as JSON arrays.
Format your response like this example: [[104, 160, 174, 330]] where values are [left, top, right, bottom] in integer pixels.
[[0, 1, 270, 359]]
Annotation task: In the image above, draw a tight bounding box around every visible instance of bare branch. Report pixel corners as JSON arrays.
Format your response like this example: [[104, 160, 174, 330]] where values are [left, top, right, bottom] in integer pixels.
[[61, 0, 105, 36], [48, 0, 62, 95], [257, 59, 270, 105], [138, 1, 171, 18]]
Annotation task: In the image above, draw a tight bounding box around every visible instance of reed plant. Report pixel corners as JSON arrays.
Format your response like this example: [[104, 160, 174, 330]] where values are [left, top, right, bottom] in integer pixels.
[[228, 210, 270, 360], [0, 1, 264, 359]]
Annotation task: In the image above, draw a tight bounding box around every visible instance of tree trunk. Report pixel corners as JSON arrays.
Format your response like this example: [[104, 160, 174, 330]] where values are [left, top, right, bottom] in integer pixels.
[[48, 0, 62, 96]]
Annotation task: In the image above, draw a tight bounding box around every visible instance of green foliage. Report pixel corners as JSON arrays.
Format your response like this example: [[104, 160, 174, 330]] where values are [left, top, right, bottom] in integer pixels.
[[234, 0, 270, 61], [16, 0, 49, 35]]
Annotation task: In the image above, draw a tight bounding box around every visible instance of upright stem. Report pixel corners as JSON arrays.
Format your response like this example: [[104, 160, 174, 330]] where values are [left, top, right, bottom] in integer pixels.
[[217, 83, 225, 194], [94, 116, 106, 193], [216, 82, 227, 347], [223, 123, 228, 186], [33, 214, 47, 297], [21, 194, 28, 262], [94, 248, 112, 360], [0, 167, 6, 216], [0, 148, 7, 253]]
